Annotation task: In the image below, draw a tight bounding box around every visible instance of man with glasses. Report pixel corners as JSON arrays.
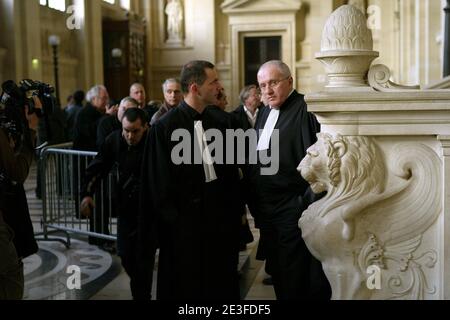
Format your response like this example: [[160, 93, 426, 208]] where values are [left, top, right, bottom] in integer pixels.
[[250, 60, 331, 300]]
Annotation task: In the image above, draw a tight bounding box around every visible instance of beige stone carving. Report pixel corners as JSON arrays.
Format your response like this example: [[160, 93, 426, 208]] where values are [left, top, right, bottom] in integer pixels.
[[316, 4, 378, 88], [165, 0, 184, 42], [368, 64, 421, 92], [348, 0, 366, 14], [298, 133, 441, 299]]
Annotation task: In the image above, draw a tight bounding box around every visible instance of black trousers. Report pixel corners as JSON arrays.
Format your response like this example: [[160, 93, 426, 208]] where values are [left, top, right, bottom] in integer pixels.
[[88, 190, 111, 246], [120, 234, 155, 300], [259, 213, 331, 300]]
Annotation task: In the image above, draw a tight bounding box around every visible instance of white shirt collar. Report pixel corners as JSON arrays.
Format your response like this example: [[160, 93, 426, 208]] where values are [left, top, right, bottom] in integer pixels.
[[243, 105, 259, 128], [243, 105, 258, 115]]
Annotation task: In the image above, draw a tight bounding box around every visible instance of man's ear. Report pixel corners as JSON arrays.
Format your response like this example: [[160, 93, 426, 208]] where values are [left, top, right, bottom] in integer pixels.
[[288, 76, 294, 86], [190, 83, 199, 95]]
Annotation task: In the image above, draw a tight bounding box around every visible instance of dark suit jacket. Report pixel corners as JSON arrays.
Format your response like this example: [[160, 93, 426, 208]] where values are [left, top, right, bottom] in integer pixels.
[[73, 103, 104, 151], [231, 105, 262, 131]]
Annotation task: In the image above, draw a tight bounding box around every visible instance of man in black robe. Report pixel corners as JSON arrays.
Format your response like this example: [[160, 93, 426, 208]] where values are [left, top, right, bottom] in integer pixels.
[[251, 60, 331, 300], [141, 60, 241, 300]]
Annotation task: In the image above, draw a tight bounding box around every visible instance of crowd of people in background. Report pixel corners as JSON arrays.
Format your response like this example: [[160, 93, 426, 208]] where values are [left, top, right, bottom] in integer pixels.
[[1, 59, 331, 301]]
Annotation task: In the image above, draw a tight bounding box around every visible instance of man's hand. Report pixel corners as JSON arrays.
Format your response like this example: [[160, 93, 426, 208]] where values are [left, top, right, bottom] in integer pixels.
[[80, 196, 95, 218], [106, 104, 118, 116], [8, 135, 15, 149]]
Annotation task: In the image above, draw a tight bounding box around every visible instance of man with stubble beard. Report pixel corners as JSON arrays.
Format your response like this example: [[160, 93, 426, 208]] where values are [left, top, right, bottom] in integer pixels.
[[141, 60, 241, 300]]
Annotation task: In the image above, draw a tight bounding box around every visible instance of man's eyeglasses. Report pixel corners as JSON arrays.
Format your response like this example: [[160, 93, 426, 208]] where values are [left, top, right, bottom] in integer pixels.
[[259, 76, 290, 91]]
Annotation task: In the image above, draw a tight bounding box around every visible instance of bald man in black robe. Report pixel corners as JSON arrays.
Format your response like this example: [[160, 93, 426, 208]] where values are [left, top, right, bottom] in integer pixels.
[[251, 60, 331, 300]]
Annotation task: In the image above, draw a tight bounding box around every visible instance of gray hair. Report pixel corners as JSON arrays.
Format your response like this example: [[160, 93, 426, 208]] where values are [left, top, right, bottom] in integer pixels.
[[86, 85, 107, 103], [120, 96, 139, 108], [239, 84, 259, 105], [257, 60, 292, 78], [162, 78, 181, 92]]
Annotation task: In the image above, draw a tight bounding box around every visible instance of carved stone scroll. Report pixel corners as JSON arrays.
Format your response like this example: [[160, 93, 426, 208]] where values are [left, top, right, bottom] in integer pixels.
[[298, 134, 441, 299]]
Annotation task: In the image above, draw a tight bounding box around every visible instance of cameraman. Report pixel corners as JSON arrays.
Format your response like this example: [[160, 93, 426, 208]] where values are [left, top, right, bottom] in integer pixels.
[[0, 97, 41, 299]]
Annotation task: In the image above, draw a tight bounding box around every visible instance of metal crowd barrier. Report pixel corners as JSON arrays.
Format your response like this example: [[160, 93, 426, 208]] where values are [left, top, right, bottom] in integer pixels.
[[34, 143, 118, 248]]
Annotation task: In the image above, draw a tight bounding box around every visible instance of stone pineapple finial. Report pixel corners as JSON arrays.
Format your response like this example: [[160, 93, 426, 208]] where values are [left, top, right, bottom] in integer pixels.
[[316, 5, 379, 88]]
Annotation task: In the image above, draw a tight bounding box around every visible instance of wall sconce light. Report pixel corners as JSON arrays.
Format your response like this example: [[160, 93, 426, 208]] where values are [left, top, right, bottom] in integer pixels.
[[111, 48, 123, 59], [32, 58, 40, 70], [112, 48, 123, 68]]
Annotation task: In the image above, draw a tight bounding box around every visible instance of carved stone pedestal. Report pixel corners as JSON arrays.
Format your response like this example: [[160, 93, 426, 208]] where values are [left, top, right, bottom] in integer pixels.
[[299, 5, 450, 300]]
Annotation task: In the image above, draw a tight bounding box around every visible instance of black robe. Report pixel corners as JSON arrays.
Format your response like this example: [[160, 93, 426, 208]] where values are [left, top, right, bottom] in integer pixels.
[[252, 91, 320, 215], [96, 115, 121, 149], [140, 101, 241, 300], [82, 130, 145, 254], [250, 90, 330, 300], [73, 103, 103, 152], [231, 104, 262, 131]]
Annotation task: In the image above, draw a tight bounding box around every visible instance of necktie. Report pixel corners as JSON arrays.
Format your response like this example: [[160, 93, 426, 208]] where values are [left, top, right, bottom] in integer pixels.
[[194, 120, 217, 183], [257, 108, 279, 151]]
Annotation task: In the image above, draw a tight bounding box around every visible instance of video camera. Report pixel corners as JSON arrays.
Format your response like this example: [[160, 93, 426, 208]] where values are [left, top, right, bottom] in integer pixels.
[[0, 79, 56, 149]]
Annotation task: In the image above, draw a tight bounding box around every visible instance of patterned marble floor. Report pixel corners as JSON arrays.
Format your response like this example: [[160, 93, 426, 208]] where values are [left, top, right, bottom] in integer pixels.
[[23, 237, 122, 300], [23, 163, 275, 300]]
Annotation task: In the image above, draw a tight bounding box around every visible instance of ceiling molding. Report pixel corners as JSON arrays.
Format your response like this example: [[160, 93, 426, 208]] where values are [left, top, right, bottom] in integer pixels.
[[221, 0, 302, 15]]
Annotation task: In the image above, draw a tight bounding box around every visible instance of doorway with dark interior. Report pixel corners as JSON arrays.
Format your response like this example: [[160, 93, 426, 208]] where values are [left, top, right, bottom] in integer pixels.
[[244, 36, 281, 86]]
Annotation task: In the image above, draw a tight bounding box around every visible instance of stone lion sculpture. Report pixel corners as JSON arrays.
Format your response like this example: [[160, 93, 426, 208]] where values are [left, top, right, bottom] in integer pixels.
[[297, 133, 441, 299]]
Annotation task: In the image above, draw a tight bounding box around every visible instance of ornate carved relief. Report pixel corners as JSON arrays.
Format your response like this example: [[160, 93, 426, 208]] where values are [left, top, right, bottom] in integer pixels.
[[316, 5, 378, 87], [221, 0, 302, 14], [358, 234, 438, 300], [368, 64, 421, 92], [165, 0, 184, 44], [298, 133, 441, 299], [347, 0, 366, 14], [320, 5, 372, 51]]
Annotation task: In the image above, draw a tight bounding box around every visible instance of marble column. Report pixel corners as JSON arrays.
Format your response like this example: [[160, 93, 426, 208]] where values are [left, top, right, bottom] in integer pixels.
[[0, 47, 6, 83], [76, 0, 104, 88], [444, 0, 450, 77]]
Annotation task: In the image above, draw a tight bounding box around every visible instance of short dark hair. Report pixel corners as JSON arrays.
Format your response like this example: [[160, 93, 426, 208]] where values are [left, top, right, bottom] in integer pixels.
[[122, 107, 148, 126], [73, 90, 85, 105], [180, 60, 215, 94]]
